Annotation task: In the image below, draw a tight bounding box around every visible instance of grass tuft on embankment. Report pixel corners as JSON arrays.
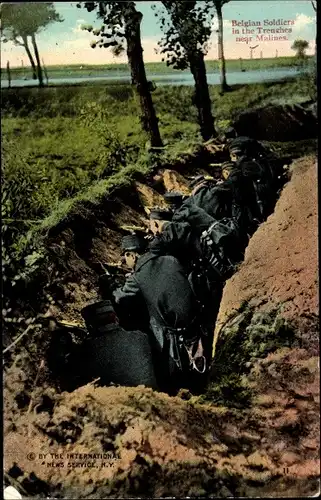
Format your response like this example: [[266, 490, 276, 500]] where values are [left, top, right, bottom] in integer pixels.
[[198, 305, 297, 409]]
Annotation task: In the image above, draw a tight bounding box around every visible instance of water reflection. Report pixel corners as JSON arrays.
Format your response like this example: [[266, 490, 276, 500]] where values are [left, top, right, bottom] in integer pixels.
[[1, 66, 311, 88]]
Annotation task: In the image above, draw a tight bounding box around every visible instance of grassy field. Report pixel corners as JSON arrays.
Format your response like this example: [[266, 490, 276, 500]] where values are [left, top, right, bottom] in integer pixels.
[[1, 72, 316, 260], [1, 56, 313, 81]]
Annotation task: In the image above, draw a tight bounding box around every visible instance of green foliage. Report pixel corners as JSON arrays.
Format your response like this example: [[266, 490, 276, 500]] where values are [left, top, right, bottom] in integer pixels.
[[2, 136, 49, 222], [79, 101, 131, 176], [301, 56, 317, 100], [291, 39, 309, 59], [214, 307, 295, 376], [0, 3, 63, 40], [77, 1, 131, 53], [155, 1, 214, 69], [200, 374, 252, 408]]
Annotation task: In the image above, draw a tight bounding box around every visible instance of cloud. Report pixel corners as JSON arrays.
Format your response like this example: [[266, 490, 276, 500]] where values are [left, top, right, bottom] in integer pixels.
[[72, 19, 88, 34], [293, 13, 315, 30]]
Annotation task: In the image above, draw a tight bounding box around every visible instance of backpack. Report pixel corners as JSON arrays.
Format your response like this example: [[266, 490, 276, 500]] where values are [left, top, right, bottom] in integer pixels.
[[199, 217, 245, 282], [173, 199, 246, 282], [239, 158, 276, 220], [173, 202, 216, 233]]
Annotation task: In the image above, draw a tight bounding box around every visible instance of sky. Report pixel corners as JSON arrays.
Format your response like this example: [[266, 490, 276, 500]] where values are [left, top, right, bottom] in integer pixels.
[[1, 1, 316, 68]]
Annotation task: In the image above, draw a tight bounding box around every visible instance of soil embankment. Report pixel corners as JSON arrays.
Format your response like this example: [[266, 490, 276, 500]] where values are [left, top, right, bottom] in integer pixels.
[[215, 155, 318, 348], [4, 155, 319, 498]]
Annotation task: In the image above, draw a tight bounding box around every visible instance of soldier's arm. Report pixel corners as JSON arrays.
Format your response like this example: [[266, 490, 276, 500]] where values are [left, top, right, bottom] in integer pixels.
[[113, 274, 141, 306], [149, 221, 193, 257]]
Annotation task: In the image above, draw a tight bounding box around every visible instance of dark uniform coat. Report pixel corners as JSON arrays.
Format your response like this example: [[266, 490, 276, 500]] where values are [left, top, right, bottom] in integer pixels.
[[147, 220, 221, 364], [113, 252, 198, 332], [148, 220, 200, 269], [184, 183, 230, 220], [80, 324, 158, 389], [113, 252, 201, 391], [179, 172, 261, 239]]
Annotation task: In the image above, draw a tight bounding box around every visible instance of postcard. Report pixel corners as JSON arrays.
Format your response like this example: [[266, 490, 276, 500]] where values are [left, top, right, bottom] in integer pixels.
[[2, 1, 318, 498]]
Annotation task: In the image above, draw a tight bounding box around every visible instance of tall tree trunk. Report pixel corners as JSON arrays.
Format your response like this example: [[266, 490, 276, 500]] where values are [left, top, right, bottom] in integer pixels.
[[6, 61, 11, 89], [216, 3, 229, 93], [31, 33, 44, 87], [21, 35, 37, 80], [189, 51, 216, 141], [311, 1, 316, 55], [124, 10, 163, 148]]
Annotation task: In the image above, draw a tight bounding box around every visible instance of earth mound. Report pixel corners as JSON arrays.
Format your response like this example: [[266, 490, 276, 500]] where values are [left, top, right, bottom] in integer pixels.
[[232, 103, 317, 141], [215, 155, 318, 348]]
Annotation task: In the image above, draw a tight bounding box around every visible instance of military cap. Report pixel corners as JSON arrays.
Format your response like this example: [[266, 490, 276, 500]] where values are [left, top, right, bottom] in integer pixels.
[[229, 136, 256, 155], [81, 300, 115, 323], [121, 234, 147, 252], [221, 161, 235, 170], [229, 144, 243, 155], [164, 191, 184, 207], [149, 208, 173, 221], [81, 300, 117, 335], [221, 162, 237, 180], [189, 175, 215, 189]]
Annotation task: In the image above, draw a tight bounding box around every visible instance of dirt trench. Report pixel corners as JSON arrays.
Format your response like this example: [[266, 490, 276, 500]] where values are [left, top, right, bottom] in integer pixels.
[[3, 152, 319, 498]]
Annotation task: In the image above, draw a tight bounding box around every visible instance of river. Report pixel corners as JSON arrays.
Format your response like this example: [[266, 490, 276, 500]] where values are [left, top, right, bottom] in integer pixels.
[[1, 66, 310, 88]]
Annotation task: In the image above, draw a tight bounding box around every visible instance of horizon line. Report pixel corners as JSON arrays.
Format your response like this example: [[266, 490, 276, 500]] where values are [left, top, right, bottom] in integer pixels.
[[1, 55, 305, 70]]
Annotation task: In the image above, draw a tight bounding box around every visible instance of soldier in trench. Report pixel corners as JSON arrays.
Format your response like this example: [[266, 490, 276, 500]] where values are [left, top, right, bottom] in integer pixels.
[[147, 208, 229, 363], [113, 233, 208, 394], [79, 298, 159, 390], [227, 138, 279, 221]]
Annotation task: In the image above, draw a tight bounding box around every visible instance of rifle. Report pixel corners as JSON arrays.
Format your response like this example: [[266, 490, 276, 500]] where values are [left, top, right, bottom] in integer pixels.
[[94, 261, 126, 299]]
